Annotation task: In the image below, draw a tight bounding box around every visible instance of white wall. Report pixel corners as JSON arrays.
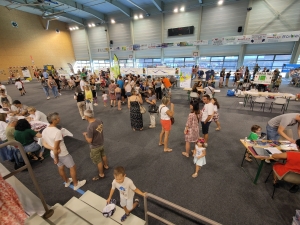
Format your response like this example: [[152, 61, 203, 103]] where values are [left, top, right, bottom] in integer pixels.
[[70, 0, 300, 62], [87, 26, 109, 60]]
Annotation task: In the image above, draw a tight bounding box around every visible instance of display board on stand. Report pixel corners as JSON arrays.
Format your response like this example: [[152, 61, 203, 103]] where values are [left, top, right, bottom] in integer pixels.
[[147, 68, 180, 76], [179, 68, 192, 88], [253, 72, 273, 84], [120, 68, 144, 75], [57, 69, 70, 80], [21, 67, 31, 80]]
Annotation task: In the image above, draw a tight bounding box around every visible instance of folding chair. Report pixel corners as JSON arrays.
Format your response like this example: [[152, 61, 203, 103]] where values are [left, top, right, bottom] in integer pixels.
[[250, 96, 266, 112], [269, 97, 287, 113]]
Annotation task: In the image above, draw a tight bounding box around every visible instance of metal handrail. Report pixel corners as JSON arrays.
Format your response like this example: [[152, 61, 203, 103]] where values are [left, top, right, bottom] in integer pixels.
[[144, 193, 222, 225], [0, 141, 54, 219]]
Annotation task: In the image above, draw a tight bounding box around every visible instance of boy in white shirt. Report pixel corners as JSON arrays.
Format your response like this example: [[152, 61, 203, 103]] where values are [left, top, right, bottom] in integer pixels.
[[107, 166, 145, 222], [201, 94, 214, 146]]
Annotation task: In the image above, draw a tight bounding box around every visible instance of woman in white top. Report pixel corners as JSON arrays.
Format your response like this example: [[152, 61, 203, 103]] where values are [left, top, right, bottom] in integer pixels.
[[158, 97, 174, 152], [124, 81, 132, 97], [15, 78, 25, 96], [27, 107, 48, 123]]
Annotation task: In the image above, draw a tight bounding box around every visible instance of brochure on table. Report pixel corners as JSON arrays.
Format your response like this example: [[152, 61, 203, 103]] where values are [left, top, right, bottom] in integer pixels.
[[179, 68, 192, 88], [253, 72, 273, 84]]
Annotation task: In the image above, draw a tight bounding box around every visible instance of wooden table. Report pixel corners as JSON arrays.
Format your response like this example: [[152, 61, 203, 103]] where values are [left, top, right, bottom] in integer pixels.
[[240, 139, 280, 184], [243, 91, 295, 111]]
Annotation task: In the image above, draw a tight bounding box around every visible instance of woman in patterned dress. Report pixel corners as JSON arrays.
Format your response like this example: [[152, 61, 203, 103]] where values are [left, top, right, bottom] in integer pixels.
[[182, 102, 201, 157], [108, 80, 117, 107], [128, 88, 143, 131]]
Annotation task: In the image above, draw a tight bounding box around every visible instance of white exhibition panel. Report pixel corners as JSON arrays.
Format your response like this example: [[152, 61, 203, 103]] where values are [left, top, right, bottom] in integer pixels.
[[200, 45, 241, 56], [88, 26, 109, 60], [70, 29, 89, 60]]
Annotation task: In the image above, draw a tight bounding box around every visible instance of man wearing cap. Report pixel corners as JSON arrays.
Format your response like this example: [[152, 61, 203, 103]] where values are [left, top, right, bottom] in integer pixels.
[[83, 109, 109, 181], [267, 113, 300, 143]]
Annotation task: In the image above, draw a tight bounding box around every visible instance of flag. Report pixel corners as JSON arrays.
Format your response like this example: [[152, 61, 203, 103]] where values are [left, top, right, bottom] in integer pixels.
[[111, 54, 120, 78]]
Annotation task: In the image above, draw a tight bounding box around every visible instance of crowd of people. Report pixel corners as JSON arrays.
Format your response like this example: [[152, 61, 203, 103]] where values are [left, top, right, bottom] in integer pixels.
[[1, 66, 300, 224]]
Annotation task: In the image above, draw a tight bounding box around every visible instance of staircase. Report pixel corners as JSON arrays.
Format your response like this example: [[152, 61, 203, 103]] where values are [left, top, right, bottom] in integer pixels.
[[25, 191, 145, 225], [0, 163, 145, 225]]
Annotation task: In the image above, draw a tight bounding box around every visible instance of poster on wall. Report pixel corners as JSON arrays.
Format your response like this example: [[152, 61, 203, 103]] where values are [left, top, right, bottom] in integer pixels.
[[22, 68, 31, 80], [147, 68, 180, 76], [179, 68, 192, 88], [282, 64, 300, 73], [253, 72, 273, 84]]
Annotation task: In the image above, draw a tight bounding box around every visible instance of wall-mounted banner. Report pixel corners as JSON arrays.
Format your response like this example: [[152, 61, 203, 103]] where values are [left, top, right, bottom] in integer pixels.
[[148, 68, 180, 76], [120, 68, 144, 75], [109, 31, 300, 52], [179, 68, 192, 88]]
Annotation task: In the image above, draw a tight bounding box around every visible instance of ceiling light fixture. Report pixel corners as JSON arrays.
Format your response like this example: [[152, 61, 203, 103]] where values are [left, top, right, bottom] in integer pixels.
[[111, 19, 115, 24], [92, 23, 95, 27], [75, 27, 79, 30], [139, 14, 143, 19], [218, 0, 223, 5], [134, 15, 138, 20], [180, 6, 185, 12], [88, 24, 92, 27], [174, 8, 178, 13]]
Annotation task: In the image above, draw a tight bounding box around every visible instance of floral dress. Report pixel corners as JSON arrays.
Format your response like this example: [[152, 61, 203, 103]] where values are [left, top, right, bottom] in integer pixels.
[[130, 100, 143, 130], [0, 174, 27, 224], [185, 113, 200, 142], [109, 84, 116, 100]]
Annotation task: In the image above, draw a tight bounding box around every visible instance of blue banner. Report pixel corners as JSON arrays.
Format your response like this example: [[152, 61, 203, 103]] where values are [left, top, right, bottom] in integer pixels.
[[282, 64, 300, 72]]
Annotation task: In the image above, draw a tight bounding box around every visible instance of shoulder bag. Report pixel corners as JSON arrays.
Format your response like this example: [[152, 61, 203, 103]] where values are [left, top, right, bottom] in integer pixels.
[[136, 97, 146, 114]]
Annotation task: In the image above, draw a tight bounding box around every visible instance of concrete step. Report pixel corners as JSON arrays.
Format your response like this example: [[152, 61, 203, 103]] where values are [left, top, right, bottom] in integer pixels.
[[80, 190, 145, 225], [64, 197, 119, 225], [48, 203, 91, 225], [25, 213, 50, 225]]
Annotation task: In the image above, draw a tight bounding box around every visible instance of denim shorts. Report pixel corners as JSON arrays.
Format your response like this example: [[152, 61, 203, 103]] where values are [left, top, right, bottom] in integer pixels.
[[266, 124, 280, 141]]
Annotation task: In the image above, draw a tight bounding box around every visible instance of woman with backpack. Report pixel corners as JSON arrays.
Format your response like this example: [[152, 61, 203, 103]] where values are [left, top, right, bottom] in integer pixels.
[[182, 102, 201, 157], [109, 80, 117, 107]]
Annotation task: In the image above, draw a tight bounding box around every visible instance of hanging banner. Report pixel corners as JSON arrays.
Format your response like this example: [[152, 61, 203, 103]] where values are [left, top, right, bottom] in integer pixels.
[[147, 68, 180, 76], [179, 68, 192, 88], [282, 64, 300, 73], [120, 68, 144, 75], [193, 40, 209, 46]]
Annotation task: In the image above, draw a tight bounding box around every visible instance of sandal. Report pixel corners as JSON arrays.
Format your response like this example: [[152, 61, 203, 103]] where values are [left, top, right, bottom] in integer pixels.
[[182, 152, 189, 157], [28, 153, 38, 161], [192, 173, 198, 178], [134, 199, 139, 207], [245, 157, 252, 162], [92, 174, 105, 181], [104, 165, 109, 170], [158, 143, 164, 146], [216, 127, 221, 131], [164, 148, 172, 152], [38, 156, 44, 163], [121, 213, 130, 222]]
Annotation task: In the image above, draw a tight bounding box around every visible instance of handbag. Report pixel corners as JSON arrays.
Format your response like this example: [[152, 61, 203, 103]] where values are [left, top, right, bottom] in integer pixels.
[[136, 97, 146, 114], [148, 104, 158, 113]]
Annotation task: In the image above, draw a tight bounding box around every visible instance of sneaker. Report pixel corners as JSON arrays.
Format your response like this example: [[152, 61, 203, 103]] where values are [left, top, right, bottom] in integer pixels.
[[94, 103, 98, 106], [65, 178, 73, 187], [149, 125, 155, 128], [82, 116, 85, 120], [59, 93, 62, 96], [74, 180, 86, 190], [47, 97, 50, 100], [265, 159, 271, 163]]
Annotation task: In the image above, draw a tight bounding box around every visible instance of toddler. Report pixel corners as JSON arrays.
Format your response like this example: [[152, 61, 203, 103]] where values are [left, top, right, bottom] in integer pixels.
[[211, 98, 221, 131], [92, 86, 98, 106], [102, 91, 108, 107], [274, 75, 282, 91], [192, 138, 206, 178], [107, 166, 145, 222], [245, 125, 262, 162]]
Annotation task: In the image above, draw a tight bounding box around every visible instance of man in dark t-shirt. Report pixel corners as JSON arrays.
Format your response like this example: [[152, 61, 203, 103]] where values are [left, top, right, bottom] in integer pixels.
[[83, 109, 109, 180]]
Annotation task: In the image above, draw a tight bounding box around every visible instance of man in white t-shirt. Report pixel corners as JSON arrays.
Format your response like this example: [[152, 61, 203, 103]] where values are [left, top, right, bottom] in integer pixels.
[[201, 94, 214, 145], [42, 112, 86, 191]]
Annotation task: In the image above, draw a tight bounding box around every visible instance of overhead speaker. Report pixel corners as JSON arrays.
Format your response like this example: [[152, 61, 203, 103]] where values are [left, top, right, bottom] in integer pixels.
[[110, 40, 113, 45], [238, 26, 242, 32]]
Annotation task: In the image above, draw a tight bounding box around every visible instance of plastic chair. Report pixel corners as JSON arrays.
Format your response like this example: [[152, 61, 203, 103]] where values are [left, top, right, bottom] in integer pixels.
[[269, 97, 287, 113], [265, 170, 300, 199], [250, 96, 266, 112]]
